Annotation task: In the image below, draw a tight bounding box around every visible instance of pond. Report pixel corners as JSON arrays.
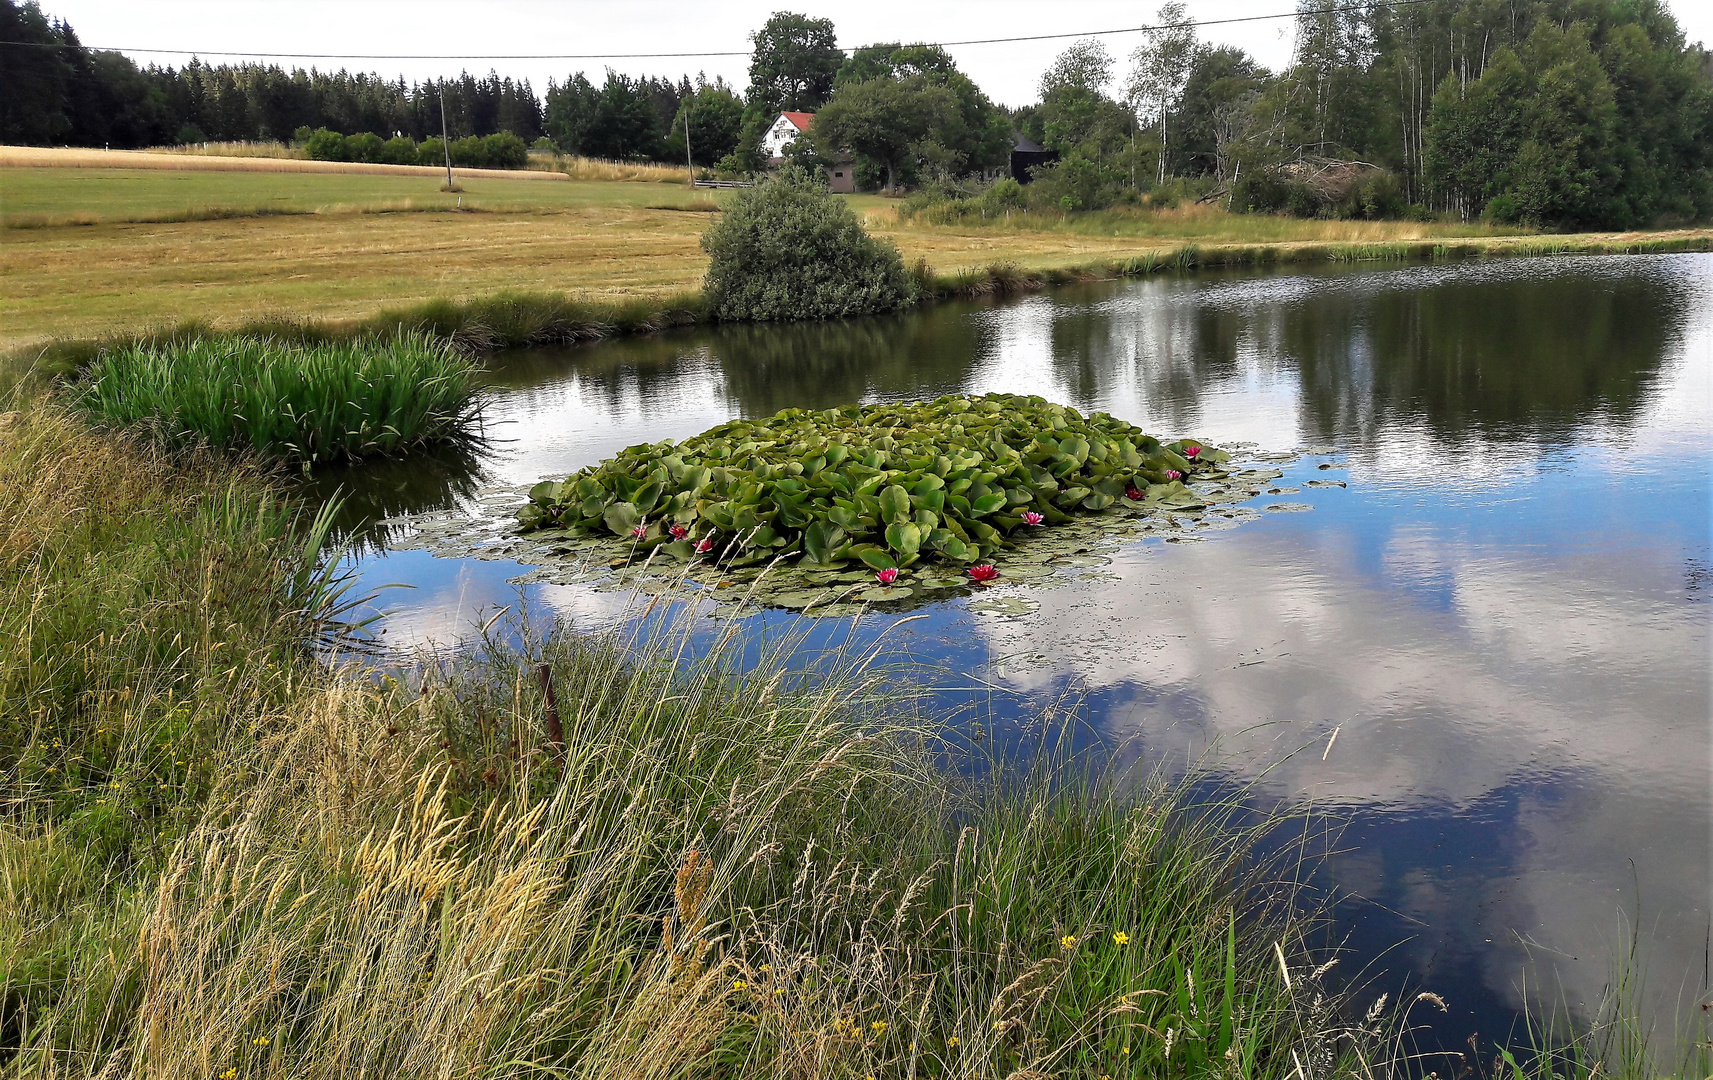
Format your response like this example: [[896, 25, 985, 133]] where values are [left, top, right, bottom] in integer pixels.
[[321, 253, 1711, 1056]]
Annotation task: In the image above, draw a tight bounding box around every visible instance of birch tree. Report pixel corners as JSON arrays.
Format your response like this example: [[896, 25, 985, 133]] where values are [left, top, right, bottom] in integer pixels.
[[1126, 2, 1199, 186]]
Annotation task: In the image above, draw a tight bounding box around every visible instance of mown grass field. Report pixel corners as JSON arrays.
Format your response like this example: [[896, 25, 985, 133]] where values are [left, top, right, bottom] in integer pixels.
[[4, 160, 1711, 348]]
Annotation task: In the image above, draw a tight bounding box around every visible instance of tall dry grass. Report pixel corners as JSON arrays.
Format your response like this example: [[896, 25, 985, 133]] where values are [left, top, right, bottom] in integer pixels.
[[146, 141, 306, 159], [0, 145, 566, 181], [4, 602, 1360, 1079], [554, 154, 694, 184]]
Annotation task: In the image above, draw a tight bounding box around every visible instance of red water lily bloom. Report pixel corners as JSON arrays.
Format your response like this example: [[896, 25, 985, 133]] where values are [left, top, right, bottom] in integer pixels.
[[695, 535, 716, 554], [1125, 486, 1144, 500], [1166, 469, 1182, 481], [1022, 511, 1045, 526], [630, 523, 647, 539], [967, 564, 999, 584], [669, 524, 689, 540], [875, 568, 899, 585], [1184, 444, 1201, 458]]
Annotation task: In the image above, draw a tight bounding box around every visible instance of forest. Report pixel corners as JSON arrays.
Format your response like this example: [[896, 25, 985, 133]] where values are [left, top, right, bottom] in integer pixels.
[[2, 0, 1710, 228]]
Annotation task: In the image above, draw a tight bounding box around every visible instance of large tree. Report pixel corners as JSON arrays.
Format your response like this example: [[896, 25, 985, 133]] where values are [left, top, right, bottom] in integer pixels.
[[664, 77, 745, 167], [812, 74, 958, 191], [829, 43, 1010, 177], [746, 12, 841, 115]]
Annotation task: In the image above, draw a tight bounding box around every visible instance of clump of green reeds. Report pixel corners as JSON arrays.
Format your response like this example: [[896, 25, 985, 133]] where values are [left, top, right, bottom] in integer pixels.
[[66, 331, 485, 464]]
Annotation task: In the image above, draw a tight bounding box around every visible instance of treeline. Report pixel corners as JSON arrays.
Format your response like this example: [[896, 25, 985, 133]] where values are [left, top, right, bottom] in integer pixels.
[[1, 2, 547, 148], [997, 0, 1713, 227], [4, 0, 1710, 228]]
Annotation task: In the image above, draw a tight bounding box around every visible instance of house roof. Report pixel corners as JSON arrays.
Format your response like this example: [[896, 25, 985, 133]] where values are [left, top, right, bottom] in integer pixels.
[[780, 111, 815, 132], [1012, 136, 1048, 154]]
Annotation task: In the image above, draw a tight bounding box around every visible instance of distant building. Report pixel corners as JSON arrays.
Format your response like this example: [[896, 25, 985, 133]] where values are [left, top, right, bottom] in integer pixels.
[[1010, 136, 1059, 184], [762, 111, 855, 193], [762, 112, 816, 161], [825, 154, 856, 193]]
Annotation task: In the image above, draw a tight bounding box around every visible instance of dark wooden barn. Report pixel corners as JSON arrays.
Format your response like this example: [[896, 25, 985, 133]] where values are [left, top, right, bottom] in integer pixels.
[[1009, 137, 1058, 184]]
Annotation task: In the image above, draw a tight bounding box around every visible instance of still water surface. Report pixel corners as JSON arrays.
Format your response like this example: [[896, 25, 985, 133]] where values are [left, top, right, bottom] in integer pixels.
[[329, 254, 1712, 1053]]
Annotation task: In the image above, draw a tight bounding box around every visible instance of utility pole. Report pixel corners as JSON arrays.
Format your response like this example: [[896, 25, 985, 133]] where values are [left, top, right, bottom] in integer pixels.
[[438, 81, 454, 191], [684, 107, 695, 187]]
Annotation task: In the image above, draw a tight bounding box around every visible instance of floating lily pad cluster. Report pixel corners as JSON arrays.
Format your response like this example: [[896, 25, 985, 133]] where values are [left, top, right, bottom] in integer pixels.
[[517, 394, 1229, 571]]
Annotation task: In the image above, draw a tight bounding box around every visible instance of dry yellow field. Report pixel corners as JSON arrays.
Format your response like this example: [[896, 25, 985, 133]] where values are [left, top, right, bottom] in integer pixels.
[[3, 158, 1708, 349]]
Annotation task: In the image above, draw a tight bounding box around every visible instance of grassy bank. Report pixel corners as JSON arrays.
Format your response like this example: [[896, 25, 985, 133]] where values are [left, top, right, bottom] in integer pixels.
[[0, 404, 1362, 1078], [12, 227, 1710, 390], [6, 163, 1709, 349]]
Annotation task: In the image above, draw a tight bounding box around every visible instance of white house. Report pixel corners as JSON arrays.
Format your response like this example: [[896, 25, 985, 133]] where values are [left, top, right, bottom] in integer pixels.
[[761, 111, 815, 160], [760, 110, 855, 193]]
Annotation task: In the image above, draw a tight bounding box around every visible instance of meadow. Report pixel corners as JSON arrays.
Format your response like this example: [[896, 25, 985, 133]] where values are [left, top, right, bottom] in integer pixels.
[[8, 155, 1708, 350]]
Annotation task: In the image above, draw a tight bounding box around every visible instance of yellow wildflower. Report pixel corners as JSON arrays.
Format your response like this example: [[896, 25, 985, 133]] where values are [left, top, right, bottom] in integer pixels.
[[871, 1020, 887, 1036], [1061, 934, 1078, 949], [947, 1036, 960, 1048], [1113, 931, 1130, 946], [731, 979, 746, 992]]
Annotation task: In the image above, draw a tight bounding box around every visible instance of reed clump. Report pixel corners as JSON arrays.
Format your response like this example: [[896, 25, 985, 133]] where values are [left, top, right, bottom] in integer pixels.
[[65, 331, 485, 464]]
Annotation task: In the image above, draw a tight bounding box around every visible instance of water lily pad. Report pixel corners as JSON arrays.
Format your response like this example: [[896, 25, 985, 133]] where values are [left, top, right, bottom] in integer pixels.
[[858, 586, 915, 602], [1304, 479, 1347, 489], [1001, 564, 1058, 580], [802, 603, 866, 619], [1053, 554, 1112, 568], [968, 596, 1040, 618], [769, 586, 852, 609], [1264, 502, 1314, 513]]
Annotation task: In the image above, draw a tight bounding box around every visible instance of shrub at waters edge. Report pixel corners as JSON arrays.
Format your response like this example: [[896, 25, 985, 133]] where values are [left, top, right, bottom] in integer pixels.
[[66, 331, 484, 465], [518, 392, 1223, 571], [700, 165, 917, 321]]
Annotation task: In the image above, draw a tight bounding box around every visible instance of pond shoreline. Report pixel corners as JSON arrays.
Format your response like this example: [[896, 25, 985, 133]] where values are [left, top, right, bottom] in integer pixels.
[[9, 227, 1712, 389]]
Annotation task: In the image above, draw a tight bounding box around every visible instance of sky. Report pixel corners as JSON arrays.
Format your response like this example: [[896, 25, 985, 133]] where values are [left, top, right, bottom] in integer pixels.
[[48, 0, 1713, 110]]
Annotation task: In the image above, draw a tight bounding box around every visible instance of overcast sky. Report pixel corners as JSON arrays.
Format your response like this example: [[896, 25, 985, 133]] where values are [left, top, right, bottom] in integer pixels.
[[43, 0, 1713, 109]]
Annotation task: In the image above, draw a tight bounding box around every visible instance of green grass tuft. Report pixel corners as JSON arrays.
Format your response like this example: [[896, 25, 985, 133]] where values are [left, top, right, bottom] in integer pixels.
[[65, 331, 485, 464]]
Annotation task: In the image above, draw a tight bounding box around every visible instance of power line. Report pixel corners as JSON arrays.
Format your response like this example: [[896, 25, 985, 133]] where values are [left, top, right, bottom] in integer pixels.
[[0, 0, 1442, 63]]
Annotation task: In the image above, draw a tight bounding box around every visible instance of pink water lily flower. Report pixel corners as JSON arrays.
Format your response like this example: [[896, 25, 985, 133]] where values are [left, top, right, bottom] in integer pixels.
[[1125, 486, 1144, 501], [1184, 444, 1201, 458], [1021, 510, 1045, 526], [1166, 469, 1182, 481], [967, 564, 999, 584], [630, 522, 648, 539], [669, 524, 689, 540], [695, 535, 716, 554], [875, 568, 899, 585]]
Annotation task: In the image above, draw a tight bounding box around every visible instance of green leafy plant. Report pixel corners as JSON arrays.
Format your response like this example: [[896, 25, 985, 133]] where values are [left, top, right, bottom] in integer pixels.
[[67, 331, 485, 465], [699, 165, 917, 321], [518, 393, 1223, 569]]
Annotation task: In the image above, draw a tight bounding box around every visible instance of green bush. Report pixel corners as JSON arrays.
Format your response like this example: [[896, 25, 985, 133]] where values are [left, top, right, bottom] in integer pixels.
[[416, 135, 447, 167], [379, 134, 419, 165], [343, 132, 385, 163], [700, 166, 917, 321], [448, 135, 488, 168], [302, 127, 347, 161], [482, 131, 528, 169]]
